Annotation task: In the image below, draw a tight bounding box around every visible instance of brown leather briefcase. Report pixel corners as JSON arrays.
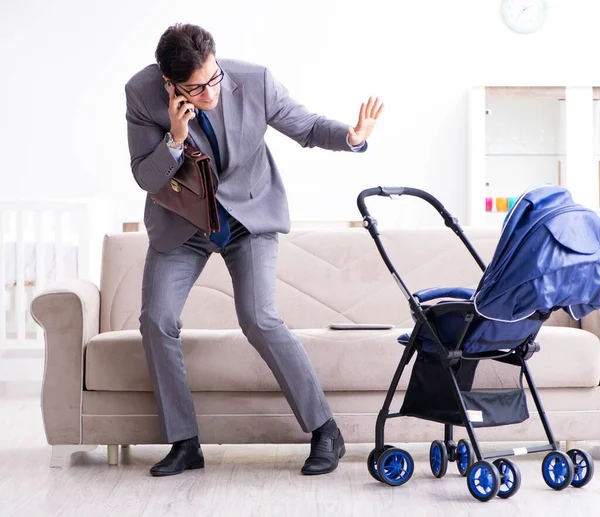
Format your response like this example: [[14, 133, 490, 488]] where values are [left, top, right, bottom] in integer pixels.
[[150, 143, 220, 237]]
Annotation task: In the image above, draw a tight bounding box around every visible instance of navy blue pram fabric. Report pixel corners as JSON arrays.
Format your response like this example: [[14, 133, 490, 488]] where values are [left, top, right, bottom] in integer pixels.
[[400, 185, 600, 354], [475, 184, 600, 322]]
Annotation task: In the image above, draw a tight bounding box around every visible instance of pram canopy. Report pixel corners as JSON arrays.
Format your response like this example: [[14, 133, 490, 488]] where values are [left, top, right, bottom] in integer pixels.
[[403, 185, 600, 354], [474, 185, 600, 322]]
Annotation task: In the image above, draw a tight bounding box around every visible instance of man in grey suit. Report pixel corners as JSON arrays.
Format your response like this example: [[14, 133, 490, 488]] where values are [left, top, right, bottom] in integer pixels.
[[125, 23, 383, 477]]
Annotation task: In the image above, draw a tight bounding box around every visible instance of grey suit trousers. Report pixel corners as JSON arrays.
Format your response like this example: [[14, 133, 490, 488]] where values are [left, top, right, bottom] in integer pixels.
[[139, 217, 333, 443]]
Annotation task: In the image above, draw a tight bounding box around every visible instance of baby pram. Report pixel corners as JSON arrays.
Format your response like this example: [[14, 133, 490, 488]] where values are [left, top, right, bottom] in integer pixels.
[[357, 184, 598, 502]]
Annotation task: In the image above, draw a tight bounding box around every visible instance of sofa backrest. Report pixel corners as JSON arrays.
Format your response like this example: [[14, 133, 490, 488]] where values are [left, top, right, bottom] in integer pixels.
[[99, 228, 579, 332]]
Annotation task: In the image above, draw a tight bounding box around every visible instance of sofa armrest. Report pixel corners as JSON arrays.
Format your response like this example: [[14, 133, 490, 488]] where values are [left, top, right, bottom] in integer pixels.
[[30, 279, 100, 445]]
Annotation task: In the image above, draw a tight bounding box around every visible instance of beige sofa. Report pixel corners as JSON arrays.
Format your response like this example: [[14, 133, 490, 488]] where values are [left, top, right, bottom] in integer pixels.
[[31, 227, 600, 467]]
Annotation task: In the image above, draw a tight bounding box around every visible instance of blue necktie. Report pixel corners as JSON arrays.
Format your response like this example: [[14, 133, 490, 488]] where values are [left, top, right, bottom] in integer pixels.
[[197, 110, 231, 247]]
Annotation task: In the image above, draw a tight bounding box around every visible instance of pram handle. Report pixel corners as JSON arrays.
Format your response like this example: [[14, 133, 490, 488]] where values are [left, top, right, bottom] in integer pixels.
[[357, 186, 487, 285], [357, 186, 459, 231]]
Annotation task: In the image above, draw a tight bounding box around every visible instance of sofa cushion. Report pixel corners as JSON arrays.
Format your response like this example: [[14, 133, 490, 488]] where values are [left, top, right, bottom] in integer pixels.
[[85, 326, 600, 392]]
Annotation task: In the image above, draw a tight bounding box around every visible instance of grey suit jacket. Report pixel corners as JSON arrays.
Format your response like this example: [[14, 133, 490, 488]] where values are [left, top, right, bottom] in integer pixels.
[[125, 59, 367, 252]]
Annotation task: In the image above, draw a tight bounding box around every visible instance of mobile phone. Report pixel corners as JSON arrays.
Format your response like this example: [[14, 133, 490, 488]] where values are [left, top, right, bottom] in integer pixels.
[[164, 82, 188, 111], [165, 81, 192, 113]]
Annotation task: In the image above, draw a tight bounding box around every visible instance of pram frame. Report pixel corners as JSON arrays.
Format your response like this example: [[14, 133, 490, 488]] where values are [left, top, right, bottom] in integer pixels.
[[357, 186, 559, 466]]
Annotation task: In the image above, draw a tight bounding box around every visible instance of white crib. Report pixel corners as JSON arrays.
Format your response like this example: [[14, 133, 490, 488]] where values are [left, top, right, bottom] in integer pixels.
[[0, 200, 109, 351]]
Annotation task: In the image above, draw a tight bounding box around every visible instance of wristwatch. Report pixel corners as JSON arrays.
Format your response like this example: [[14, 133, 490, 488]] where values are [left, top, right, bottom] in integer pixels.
[[164, 132, 184, 151]]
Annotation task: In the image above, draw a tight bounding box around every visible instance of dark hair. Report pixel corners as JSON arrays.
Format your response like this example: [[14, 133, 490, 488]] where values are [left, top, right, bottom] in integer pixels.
[[155, 24, 216, 83]]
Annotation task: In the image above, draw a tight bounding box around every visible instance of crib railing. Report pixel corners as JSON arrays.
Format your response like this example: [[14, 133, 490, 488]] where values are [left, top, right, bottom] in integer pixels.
[[0, 200, 100, 350]]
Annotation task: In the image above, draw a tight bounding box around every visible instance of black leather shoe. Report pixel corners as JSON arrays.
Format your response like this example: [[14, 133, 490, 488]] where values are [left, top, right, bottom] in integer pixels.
[[150, 437, 205, 477], [301, 420, 346, 475]]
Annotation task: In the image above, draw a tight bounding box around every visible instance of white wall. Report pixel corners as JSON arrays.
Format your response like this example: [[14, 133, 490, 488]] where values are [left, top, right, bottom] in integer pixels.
[[1, 0, 600, 229]]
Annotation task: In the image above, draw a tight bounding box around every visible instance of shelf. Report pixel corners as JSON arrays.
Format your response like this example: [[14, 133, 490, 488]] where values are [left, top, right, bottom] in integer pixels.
[[470, 85, 600, 226], [487, 87, 566, 101]]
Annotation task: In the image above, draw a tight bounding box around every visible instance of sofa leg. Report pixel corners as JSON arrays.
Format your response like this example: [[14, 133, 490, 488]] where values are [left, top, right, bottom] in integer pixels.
[[107, 445, 119, 466], [50, 445, 98, 468], [566, 440, 578, 451]]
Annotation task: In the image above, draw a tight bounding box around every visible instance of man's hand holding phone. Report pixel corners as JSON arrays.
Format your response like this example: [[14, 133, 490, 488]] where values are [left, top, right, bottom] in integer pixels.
[[167, 82, 195, 143]]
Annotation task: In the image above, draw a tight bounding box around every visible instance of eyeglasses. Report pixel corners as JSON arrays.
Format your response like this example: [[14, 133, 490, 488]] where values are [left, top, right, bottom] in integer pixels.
[[176, 65, 224, 97]]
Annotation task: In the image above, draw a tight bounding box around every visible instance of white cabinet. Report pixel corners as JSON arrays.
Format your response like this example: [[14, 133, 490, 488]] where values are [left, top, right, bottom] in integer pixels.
[[468, 86, 598, 226]]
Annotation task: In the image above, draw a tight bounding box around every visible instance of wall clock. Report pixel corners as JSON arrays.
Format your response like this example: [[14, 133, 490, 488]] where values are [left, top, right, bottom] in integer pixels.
[[500, 0, 549, 34]]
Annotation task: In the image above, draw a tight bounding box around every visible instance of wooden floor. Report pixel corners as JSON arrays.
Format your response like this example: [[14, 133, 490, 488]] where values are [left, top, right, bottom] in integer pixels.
[[1, 396, 599, 517]]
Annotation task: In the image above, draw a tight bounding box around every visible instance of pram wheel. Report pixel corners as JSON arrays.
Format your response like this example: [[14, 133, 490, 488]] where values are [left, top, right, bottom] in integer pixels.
[[493, 458, 521, 499], [466, 460, 501, 502], [376, 448, 414, 487], [367, 445, 394, 482], [429, 440, 448, 478], [566, 448, 595, 488], [542, 451, 574, 490], [456, 439, 474, 477]]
